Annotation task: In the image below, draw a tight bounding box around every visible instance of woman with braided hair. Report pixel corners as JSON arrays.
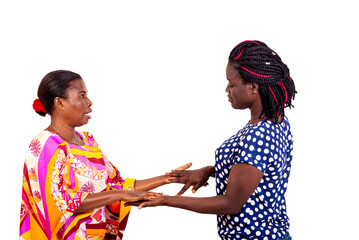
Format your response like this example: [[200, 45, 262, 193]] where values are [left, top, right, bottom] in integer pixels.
[[131, 40, 296, 240]]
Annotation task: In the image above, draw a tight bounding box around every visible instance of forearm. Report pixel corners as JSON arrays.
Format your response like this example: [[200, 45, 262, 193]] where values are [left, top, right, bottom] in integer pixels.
[[163, 195, 242, 215], [134, 175, 169, 191], [75, 190, 123, 213]]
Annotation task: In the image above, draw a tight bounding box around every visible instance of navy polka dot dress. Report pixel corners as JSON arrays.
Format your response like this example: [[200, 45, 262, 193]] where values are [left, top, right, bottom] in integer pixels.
[[215, 117, 293, 240]]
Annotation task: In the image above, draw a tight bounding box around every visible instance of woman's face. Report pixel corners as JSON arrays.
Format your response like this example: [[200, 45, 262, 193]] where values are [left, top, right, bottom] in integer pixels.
[[61, 79, 92, 127], [225, 63, 257, 109]]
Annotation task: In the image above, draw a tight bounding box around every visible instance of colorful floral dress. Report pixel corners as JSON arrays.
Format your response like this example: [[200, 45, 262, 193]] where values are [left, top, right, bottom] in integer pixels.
[[20, 130, 135, 240]]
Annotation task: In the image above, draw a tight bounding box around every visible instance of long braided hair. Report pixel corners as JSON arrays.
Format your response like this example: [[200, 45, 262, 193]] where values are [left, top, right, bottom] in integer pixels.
[[228, 40, 296, 124]]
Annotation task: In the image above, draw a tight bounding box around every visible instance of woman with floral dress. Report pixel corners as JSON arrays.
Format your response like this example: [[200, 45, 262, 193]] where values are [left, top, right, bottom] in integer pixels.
[[19, 70, 191, 240]]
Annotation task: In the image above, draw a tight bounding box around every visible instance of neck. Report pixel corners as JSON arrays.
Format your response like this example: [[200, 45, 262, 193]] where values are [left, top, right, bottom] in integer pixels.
[[47, 119, 83, 145], [49, 121, 75, 139], [249, 99, 264, 125], [249, 108, 283, 125]]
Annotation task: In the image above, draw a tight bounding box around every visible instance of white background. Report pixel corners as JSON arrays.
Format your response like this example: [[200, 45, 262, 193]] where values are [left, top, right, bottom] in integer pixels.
[[1, 1, 358, 239]]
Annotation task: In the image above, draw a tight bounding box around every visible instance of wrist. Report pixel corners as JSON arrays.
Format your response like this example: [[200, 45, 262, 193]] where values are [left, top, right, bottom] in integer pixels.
[[163, 195, 171, 206], [163, 174, 171, 185], [203, 166, 215, 177]]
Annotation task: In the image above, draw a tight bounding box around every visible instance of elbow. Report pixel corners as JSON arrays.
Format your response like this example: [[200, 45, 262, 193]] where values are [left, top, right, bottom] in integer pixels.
[[224, 206, 243, 215], [221, 198, 244, 215]]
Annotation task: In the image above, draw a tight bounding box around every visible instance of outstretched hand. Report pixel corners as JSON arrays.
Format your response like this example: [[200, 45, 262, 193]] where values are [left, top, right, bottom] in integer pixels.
[[124, 193, 164, 207], [164, 162, 193, 185], [120, 190, 160, 203], [136, 195, 168, 209], [167, 165, 215, 196]]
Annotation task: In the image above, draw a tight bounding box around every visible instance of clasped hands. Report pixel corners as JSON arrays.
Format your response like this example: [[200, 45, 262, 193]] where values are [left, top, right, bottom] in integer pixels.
[[125, 163, 214, 209]]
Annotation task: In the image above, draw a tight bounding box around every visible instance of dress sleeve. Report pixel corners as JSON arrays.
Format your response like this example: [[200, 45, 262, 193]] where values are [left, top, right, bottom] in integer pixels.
[[83, 131, 136, 191], [233, 127, 274, 172], [107, 161, 135, 191], [105, 160, 135, 238]]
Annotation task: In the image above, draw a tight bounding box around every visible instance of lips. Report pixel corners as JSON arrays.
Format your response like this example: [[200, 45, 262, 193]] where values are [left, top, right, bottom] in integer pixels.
[[84, 109, 92, 118], [228, 95, 233, 102]]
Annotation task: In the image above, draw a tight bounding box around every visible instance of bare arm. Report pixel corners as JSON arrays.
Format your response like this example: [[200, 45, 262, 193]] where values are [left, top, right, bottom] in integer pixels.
[[75, 189, 158, 213], [138, 163, 263, 215], [75, 163, 192, 213], [134, 175, 169, 191], [134, 162, 193, 191]]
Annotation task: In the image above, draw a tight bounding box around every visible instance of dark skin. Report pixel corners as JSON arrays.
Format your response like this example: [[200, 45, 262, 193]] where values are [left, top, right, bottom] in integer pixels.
[[131, 63, 268, 215], [46, 78, 192, 213]]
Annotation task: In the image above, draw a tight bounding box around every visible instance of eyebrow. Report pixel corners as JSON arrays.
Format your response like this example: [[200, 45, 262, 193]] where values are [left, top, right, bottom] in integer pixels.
[[77, 90, 88, 94]]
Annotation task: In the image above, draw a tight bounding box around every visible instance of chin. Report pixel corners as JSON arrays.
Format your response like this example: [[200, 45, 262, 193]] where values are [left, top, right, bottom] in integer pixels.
[[232, 104, 246, 110], [230, 103, 241, 109], [78, 120, 90, 127]]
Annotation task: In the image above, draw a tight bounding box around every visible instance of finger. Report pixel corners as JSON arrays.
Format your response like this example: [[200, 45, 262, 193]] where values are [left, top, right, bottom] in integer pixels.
[[192, 182, 209, 193], [125, 200, 144, 207], [175, 162, 192, 171], [166, 177, 179, 183], [138, 199, 156, 209], [166, 176, 187, 184], [146, 192, 162, 196], [138, 202, 146, 209], [143, 192, 162, 200], [166, 171, 185, 177], [165, 169, 185, 176], [176, 183, 191, 196]]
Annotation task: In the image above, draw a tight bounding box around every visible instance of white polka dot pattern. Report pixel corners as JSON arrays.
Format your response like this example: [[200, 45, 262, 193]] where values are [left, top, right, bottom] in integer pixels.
[[215, 117, 293, 240]]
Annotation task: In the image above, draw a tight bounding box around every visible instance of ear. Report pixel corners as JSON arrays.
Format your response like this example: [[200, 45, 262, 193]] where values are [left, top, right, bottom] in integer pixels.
[[53, 97, 65, 111], [250, 83, 259, 94]]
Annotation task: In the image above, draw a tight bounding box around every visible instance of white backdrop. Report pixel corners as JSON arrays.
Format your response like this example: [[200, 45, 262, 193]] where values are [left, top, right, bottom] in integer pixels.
[[1, 1, 358, 239]]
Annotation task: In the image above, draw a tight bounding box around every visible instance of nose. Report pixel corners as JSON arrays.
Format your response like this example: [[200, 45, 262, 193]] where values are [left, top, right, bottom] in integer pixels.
[[225, 83, 230, 93], [87, 96, 93, 107]]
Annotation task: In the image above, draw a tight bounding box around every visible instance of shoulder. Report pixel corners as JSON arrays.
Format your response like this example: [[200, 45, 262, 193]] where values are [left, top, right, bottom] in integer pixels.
[[238, 120, 284, 149], [77, 131, 99, 147], [26, 130, 66, 163], [29, 130, 64, 150]]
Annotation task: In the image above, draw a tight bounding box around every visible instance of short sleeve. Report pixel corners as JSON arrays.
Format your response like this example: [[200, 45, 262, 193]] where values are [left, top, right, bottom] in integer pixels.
[[107, 161, 135, 191], [81, 131, 135, 191], [233, 125, 274, 172]]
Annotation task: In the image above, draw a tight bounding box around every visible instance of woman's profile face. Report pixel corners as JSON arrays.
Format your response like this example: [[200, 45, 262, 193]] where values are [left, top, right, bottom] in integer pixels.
[[225, 63, 256, 110], [61, 79, 92, 127]]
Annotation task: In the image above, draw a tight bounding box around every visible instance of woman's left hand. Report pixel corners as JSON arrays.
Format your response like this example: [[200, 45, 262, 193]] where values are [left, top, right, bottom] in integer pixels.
[[139, 195, 168, 209], [164, 162, 193, 184]]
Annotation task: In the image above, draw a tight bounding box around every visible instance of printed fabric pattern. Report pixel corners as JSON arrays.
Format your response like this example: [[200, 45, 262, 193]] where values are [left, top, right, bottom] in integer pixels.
[[20, 130, 135, 240], [215, 117, 293, 240]]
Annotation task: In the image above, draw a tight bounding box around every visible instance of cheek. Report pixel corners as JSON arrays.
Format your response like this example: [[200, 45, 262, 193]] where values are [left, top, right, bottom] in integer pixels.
[[232, 89, 251, 107], [232, 88, 245, 101]]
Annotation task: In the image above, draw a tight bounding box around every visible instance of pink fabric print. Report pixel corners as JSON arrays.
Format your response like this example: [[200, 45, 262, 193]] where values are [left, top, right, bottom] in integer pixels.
[[33, 190, 42, 202], [80, 181, 95, 193], [66, 193, 83, 213], [28, 168, 38, 182], [29, 139, 41, 157]]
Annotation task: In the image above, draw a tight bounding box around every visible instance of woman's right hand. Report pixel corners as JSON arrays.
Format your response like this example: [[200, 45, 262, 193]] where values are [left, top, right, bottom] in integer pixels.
[[167, 165, 215, 196], [118, 189, 160, 202]]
